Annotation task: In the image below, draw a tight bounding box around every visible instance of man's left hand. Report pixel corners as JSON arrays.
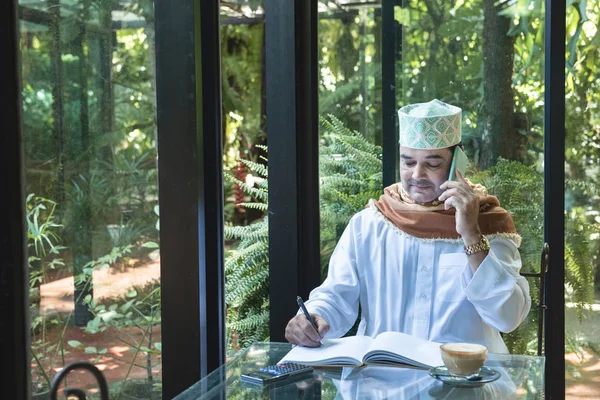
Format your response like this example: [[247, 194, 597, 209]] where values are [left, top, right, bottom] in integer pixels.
[[438, 169, 481, 243]]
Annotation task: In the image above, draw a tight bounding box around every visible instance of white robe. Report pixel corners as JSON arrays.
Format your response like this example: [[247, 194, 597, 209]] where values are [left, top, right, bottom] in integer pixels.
[[304, 205, 531, 354]]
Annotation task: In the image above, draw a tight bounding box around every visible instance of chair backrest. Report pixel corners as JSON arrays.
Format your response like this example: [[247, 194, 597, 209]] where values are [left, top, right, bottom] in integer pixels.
[[518, 242, 549, 356]]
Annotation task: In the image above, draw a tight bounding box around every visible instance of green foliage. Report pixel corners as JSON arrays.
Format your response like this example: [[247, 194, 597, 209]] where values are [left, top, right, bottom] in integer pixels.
[[565, 211, 597, 318], [84, 278, 162, 396], [224, 116, 382, 351], [224, 153, 270, 351], [26, 194, 68, 393], [220, 22, 265, 168], [472, 159, 597, 354], [318, 9, 383, 144], [74, 245, 134, 286], [319, 115, 383, 272], [26, 195, 144, 394], [26, 194, 66, 269], [394, 0, 547, 164]]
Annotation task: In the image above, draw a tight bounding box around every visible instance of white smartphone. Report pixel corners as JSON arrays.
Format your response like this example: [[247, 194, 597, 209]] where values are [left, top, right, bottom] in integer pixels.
[[448, 146, 468, 181]]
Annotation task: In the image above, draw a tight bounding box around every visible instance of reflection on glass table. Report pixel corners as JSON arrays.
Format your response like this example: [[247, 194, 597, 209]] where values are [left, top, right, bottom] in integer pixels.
[[174, 342, 545, 399]]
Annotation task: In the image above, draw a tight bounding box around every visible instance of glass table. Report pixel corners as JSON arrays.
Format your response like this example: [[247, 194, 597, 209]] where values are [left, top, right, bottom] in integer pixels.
[[175, 342, 545, 399]]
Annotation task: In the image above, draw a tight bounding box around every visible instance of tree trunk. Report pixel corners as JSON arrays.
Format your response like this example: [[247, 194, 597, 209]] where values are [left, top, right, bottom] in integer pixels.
[[100, 3, 116, 165], [422, 0, 444, 101], [144, 6, 158, 142], [49, 0, 65, 204], [73, 0, 94, 326], [595, 259, 600, 295], [372, 12, 383, 147], [359, 11, 367, 139], [479, 0, 521, 169]]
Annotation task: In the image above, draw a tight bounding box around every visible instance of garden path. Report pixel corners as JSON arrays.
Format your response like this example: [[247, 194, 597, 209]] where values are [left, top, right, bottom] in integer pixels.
[[34, 259, 162, 395]]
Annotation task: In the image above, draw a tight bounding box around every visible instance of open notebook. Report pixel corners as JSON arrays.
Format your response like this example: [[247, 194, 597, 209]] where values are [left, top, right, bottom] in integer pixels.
[[279, 331, 443, 369]]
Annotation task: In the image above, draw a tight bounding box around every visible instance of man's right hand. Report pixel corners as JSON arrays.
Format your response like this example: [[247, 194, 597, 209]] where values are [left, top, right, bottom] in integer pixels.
[[285, 313, 330, 347]]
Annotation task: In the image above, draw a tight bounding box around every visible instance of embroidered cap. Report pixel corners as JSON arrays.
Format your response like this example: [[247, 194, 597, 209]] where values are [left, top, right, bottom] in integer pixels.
[[398, 99, 462, 149]]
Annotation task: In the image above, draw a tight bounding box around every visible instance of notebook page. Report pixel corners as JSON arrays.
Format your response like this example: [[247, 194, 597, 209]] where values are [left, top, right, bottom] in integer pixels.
[[364, 332, 443, 368], [279, 336, 373, 366]]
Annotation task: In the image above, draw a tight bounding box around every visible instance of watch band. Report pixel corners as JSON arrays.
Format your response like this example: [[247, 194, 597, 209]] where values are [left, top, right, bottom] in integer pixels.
[[464, 235, 490, 255]]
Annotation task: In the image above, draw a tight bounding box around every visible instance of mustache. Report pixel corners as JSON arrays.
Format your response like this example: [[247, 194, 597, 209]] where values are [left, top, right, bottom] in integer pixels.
[[408, 179, 432, 187]]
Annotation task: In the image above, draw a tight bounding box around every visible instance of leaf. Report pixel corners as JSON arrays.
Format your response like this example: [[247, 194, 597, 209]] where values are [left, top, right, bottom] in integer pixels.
[[68, 340, 84, 349], [154, 342, 162, 352], [149, 249, 160, 260], [85, 346, 97, 354], [248, 0, 262, 11], [577, 0, 588, 22], [120, 299, 136, 313], [100, 310, 121, 322], [126, 290, 138, 298], [142, 241, 159, 249]]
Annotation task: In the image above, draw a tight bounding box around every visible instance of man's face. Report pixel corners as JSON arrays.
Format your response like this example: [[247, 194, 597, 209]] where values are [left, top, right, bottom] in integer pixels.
[[399, 146, 453, 203]]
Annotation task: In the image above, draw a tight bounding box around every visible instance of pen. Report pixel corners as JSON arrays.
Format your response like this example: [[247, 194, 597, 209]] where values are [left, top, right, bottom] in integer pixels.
[[297, 296, 323, 346]]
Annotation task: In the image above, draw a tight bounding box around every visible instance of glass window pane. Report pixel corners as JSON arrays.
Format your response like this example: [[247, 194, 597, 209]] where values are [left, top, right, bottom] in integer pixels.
[[20, 1, 161, 396], [397, 0, 546, 357], [564, 1, 600, 397], [319, 2, 383, 292], [393, 0, 545, 360], [220, 1, 269, 355], [315, 0, 548, 361]]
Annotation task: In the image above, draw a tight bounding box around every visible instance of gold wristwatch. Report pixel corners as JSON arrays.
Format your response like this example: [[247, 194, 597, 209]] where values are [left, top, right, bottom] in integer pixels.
[[464, 235, 490, 255]]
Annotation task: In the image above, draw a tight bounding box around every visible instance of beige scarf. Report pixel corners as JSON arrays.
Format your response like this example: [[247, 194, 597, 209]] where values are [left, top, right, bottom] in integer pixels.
[[370, 182, 518, 242]]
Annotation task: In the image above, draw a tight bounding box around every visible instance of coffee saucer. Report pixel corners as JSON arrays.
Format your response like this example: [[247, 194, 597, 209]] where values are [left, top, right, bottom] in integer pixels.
[[428, 366, 501, 388]]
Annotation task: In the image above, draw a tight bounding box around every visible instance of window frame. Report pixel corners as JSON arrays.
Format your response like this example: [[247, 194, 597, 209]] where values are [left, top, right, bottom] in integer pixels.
[[3, 0, 567, 397], [0, 0, 29, 398]]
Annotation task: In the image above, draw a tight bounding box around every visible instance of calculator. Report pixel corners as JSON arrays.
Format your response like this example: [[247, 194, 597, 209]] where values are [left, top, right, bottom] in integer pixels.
[[240, 362, 314, 385]]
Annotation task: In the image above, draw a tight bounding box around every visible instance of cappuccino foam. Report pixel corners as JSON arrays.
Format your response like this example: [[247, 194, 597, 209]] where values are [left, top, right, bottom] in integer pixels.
[[442, 343, 486, 354]]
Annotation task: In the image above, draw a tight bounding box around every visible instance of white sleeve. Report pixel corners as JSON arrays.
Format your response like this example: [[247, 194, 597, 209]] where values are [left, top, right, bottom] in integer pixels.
[[460, 236, 532, 333], [303, 216, 361, 338]]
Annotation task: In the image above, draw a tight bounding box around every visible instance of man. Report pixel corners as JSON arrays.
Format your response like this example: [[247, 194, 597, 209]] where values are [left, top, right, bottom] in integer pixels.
[[285, 99, 531, 354]]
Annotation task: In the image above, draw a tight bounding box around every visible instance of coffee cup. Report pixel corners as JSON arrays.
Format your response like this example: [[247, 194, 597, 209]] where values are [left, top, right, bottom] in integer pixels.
[[440, 343, 488, 378]]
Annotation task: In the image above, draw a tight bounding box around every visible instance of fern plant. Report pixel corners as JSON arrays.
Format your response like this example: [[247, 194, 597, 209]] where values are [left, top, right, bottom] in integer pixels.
[[319, 115, 383, 273], [224, 147, 270, 352], [224, 118, 384, 351]]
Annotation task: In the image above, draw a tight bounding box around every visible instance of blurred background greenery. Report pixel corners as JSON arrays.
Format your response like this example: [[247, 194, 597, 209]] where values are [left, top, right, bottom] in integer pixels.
[[19, 0, 600, 397]]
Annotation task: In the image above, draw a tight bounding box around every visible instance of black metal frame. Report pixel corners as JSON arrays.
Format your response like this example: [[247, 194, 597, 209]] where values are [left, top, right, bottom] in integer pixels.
[[265, 0, 321, 342], [381, 0, 398, 187], [20, 5, 112, 36], [155, 0, 225, 397], [520, 244, 548, 357], [49, 361, 109, 400], [1, 0, 570, 397], [196, 0, 227, 379], [544, 0, 566, 397], [0, 0, 29, 397]]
